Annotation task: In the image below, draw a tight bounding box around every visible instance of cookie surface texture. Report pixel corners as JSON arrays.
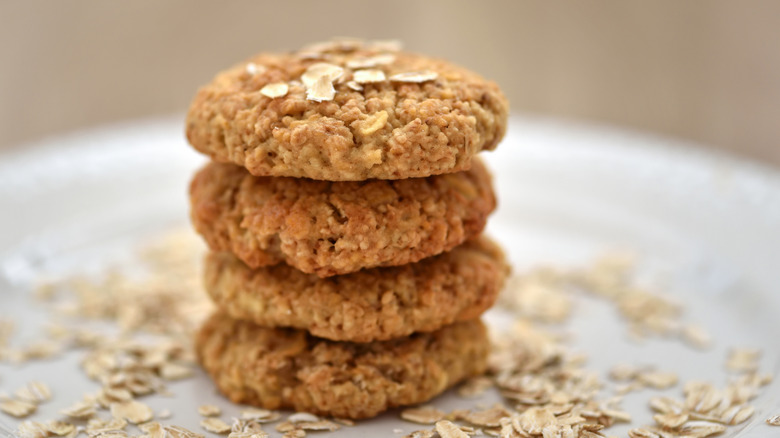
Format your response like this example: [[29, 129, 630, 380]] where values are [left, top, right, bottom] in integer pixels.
[[204, 236, 507, 342], [185, 39, 509, 181], [189, 159, 495, 277], [195, 313, 489, 419]]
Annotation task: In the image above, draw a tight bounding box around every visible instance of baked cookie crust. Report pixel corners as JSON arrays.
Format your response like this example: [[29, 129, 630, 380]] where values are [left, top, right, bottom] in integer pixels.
[[189, 159, 496, 277], [204, 236, 507, 342], [185, 39, 508, 181], [196, 312, 489, 419]]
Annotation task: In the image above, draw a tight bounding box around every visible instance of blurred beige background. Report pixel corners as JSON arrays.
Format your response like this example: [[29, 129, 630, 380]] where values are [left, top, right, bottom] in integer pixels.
[[1, 0, 779, 164]]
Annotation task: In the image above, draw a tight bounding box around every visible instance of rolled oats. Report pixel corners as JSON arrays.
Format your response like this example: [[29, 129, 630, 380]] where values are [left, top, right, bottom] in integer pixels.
[[306, 75, 336, 102], [17, 421, 48, 438], [677, 420, 726, 437], [165, 425, 204, 438], [15, 381, 52, 404], [720, 404, 754, 425], [140, 422, 167, 438], [627, 430, 660, 438], [461, 406, 512, 428], [296, 420, 339, 432], [353, 69, 386, 84], [246, 63, 265, 75], [402, 430, 435, 438], [515, 407, 556, 435], [435, 420, 468, 438], [197, 404, 221, 417], [345, 81, 363, 91], [240, 408, 280, 422], [260, 82, 288, 99], [0, 399, 37, 418], [346, 53, 395, 69], [86, 417, 128, 436], [725, 348, 760, 372], [45, 421, 76, 436], [61, 400, 97, 419], [389, 71, 438, 83], [637, 371, 678, 389], [401, 406, 446, 424], [201, 418, 231, 434], [286, 412, 319, 423], [110, 400, 153, 424], [301, 63, 343, 88], [680, 324, 712, 349], [652, 412, 688, 429]]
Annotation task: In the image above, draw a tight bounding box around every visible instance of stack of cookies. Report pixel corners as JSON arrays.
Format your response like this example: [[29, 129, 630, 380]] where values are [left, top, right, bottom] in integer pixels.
[[185, 38, 510, 420]]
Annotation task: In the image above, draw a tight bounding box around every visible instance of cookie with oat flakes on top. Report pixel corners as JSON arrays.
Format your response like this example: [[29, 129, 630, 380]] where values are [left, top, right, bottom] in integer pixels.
[[203, 236, 508, 342], [189, 159, 495, 277], [195, 312, 489, 419], [185, 38, 509, 181]]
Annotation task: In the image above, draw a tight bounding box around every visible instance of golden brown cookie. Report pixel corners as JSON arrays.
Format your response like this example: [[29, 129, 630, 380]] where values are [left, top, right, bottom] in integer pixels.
[[196, 312, 489, 419], [189, 159, 495, 277], [185, 38, 508, 181], [204, 236, 507, 342]]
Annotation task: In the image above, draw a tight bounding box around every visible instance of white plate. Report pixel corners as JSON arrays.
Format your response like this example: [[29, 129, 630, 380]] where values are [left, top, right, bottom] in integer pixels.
[[0, 116, 778, 437]]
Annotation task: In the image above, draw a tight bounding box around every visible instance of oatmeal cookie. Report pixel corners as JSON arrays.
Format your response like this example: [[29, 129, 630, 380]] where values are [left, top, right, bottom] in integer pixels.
[[204, 236, 507, 342], [189, 159, 495, 277], [185, 38, 508, 181], [196, 312, 489, 419]]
